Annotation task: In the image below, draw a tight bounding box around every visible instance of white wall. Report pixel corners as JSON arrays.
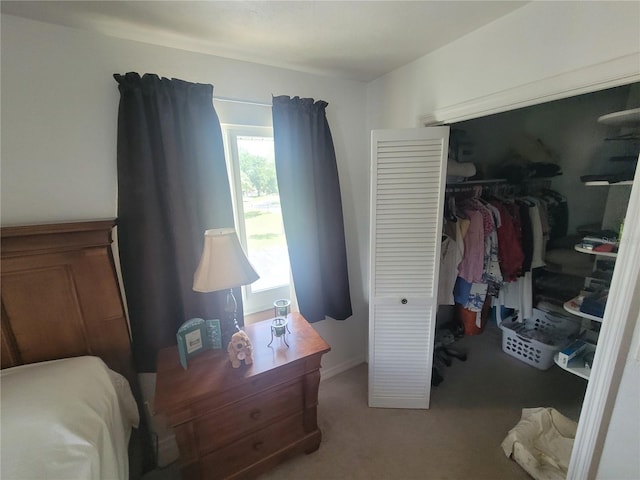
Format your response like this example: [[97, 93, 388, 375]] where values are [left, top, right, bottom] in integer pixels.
[[366, 1, 640, 131], [1, 14, 369, 380], [365, 2, 640, 478], [597, 308, 640, 479]]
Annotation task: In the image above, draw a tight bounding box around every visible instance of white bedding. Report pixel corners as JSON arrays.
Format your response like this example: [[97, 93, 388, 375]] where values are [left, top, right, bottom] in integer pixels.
[[1, 356, 140, 480]]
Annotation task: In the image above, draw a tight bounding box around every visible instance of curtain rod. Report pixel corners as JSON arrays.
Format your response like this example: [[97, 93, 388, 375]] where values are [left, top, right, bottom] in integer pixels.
[[214, 96, 272, 108]]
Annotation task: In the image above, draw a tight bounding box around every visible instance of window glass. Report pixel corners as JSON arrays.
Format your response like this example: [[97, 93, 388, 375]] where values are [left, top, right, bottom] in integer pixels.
[[223, 127, 291, 314]]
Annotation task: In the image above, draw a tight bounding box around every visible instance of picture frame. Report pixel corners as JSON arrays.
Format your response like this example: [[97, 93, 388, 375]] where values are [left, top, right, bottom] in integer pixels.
[[177, 318, 222, 369], [204, 318, 222, 350]]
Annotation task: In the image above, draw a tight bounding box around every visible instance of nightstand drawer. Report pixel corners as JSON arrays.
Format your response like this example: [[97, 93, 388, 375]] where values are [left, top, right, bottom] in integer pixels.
[[174, 361, 305, 424], [195, 380, 304, 454], [200, 413, 305, 479]]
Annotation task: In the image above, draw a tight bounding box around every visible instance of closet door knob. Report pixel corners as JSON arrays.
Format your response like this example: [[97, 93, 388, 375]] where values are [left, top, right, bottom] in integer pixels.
[[401, 298, 408, 304]]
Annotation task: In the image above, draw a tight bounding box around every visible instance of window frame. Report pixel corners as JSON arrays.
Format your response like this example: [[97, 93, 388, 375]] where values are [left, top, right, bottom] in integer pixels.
[[222, 124, 291, 315]]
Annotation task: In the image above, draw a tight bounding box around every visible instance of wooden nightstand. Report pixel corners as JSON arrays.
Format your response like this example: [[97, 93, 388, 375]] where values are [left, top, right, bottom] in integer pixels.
[[154, 313, 331, 479]]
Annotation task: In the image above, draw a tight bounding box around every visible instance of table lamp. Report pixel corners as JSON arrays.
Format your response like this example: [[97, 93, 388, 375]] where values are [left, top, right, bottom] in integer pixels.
[[193, 228, 259, 345]]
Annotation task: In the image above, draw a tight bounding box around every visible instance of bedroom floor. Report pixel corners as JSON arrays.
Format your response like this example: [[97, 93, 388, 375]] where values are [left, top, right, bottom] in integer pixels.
[[143, 320, 587, 479]]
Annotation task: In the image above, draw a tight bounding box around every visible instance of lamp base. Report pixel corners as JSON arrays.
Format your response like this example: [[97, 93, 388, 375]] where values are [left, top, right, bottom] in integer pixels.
[[222, 288, 241, 346], [220, 319, 238, 348]]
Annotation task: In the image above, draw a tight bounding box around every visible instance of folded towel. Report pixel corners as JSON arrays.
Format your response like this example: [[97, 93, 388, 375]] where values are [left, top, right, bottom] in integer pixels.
[[447, 160, 476, 178]]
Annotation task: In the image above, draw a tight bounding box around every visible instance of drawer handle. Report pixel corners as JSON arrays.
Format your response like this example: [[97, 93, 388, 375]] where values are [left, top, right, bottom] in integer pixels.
[[253, 441, 264, 451], [250, 409, 261, 420]]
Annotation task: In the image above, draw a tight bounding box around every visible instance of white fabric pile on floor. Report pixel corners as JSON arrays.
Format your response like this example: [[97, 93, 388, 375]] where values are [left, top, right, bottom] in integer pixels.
[[501, 407, 577, 480]]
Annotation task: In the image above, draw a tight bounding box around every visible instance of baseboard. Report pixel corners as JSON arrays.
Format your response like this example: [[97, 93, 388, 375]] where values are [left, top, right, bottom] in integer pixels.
[[320, 357, 365, 381]]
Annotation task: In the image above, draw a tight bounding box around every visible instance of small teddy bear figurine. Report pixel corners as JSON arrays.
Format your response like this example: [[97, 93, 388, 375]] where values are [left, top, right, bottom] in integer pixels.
[[227, 329, 254, 368]]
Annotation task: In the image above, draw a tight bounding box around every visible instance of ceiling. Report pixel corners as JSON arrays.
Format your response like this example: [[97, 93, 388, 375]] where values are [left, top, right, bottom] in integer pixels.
[[1, 1, 528, 82]]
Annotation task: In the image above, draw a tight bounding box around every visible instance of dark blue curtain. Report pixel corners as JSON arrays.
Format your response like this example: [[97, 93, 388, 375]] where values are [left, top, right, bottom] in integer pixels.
[[272, 96, 352, 322], [114, 72, 239, 372]]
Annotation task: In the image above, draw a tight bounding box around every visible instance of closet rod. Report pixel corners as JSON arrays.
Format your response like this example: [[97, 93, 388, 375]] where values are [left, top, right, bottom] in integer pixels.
[[214, 96, 272, 108], [446, 178, 507, 193], [447, 178, 507, 186]]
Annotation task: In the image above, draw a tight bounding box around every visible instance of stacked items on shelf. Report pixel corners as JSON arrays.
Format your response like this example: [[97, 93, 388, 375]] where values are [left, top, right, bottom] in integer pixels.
[[551, 102, 639, 380], [575, 229, 619, 255], [563, 229, 619, 323], [556, 234, 618, 379], [556, 340, 596, 381]]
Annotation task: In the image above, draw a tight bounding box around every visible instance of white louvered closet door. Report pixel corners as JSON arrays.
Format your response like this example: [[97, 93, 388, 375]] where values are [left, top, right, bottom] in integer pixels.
[[368, 127, 450, 409]]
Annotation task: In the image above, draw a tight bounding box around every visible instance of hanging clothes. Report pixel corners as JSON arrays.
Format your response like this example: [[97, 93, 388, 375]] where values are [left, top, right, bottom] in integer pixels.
[[526, 197, 546, 269], [490, 200, 524, 282], [519, 201, 535, 273], [457, 209, 485, 283], [541, 190, 569, 242], [440, 182, 566, 322], [438, 218, 464, 305]]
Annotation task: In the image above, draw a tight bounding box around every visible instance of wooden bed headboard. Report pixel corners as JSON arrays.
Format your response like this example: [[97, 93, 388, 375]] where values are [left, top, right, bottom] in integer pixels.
[[1, 220, 135, 384]]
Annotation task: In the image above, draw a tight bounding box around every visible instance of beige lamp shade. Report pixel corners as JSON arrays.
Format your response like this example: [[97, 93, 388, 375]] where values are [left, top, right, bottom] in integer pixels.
[[193, 228, 259, 292]]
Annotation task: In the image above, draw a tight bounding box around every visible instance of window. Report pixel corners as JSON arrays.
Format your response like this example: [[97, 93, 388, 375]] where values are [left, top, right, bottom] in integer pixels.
[[223, 125, 291, 314]]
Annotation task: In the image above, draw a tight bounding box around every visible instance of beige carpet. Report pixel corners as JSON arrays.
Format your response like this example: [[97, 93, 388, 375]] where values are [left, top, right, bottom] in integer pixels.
[[260, 322, 586, 480], [145, 321, 587, 480]]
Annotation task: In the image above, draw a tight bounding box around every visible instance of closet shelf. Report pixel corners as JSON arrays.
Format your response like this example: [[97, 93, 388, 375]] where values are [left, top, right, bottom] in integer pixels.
[[583, 180, 633, 186], [553, 342, 597, 381], [563, 296, 604, 322], [573, 245, 618, 258], [597, 107, 640, 127]]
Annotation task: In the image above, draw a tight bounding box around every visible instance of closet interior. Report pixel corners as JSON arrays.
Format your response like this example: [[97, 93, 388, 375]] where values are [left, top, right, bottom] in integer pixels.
[[432, 83, 639, 416]]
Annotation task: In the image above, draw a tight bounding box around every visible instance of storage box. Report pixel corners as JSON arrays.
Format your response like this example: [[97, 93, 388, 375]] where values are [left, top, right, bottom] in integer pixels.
[[557, 340, 588, 367]]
